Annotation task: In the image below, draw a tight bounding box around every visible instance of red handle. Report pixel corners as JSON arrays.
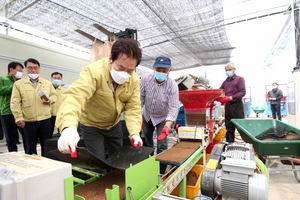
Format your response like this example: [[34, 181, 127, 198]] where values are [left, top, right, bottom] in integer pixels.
[[69, 145, 78, 158]]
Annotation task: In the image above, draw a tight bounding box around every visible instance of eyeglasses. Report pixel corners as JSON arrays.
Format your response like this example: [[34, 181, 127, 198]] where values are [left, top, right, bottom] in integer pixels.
[[26, 66, 40, 70]]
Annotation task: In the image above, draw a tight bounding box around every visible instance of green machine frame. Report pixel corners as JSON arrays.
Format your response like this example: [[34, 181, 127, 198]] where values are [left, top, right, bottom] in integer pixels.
[[104, 146, 205, 200]]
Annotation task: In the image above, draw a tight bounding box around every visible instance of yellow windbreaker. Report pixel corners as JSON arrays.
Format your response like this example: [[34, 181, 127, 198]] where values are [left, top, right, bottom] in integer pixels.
[[55, 57, 142, 137], [51, 86, 66, 116], [11, 76, 57, 122]]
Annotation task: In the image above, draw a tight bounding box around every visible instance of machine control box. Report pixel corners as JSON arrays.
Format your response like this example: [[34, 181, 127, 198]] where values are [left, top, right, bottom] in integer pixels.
[[0, 152, 72, 200], [178, 126, 205, 140]]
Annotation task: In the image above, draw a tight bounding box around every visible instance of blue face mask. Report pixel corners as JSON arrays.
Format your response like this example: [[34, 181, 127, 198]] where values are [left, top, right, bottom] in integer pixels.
[[52, 79, 61, 86], [154, 72, 168, 82], [226, 71, 234, 77]]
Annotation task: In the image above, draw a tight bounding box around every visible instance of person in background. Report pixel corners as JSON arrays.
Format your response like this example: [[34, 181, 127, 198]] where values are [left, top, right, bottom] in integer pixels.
[[140, 56, 179, 174], [56, 38, 143, 161], [0, 62, 26, 152], [268, 82, 283, 121], [50, 72, 66, 136], [10, 58, 57, 156], [217, 62, 246, 143]]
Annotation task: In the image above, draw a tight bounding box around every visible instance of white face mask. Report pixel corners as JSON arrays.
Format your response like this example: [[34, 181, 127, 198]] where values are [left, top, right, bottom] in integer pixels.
[[28, 74, 39, 80], [110, 68, 131, 84], [15, 71, 23, 79]]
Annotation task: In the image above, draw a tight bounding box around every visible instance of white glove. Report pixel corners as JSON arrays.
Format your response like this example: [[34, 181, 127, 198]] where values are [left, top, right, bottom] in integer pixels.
[[130, 135, 143, 147], [57, 127, 80, 156]]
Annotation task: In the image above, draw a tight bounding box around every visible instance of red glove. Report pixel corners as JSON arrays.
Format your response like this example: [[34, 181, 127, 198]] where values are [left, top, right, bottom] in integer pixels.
[[158, 126, 170, 140], [216, 96, 231, 105]]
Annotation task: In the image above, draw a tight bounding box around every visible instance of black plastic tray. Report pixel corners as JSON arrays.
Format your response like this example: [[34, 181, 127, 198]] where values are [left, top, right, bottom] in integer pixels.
[[50, 145, 153, 170]]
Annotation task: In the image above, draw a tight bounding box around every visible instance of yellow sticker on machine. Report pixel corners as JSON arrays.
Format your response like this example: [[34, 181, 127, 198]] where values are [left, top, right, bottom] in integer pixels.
[[206, 159, 218, 171]]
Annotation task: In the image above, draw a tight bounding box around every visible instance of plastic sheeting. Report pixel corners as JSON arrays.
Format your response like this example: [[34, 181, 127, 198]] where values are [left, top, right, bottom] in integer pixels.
[[0, 0, 233, 70]]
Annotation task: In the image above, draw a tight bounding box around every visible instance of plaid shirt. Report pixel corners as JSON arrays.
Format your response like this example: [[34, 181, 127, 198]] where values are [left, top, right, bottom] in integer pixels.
[[140, 72, 179, 126]]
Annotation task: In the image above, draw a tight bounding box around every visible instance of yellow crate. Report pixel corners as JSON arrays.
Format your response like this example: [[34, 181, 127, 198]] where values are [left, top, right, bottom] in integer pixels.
[[214, 128, 226, 141], [197, 153, 210, 165], [171, 165, 204, 199]]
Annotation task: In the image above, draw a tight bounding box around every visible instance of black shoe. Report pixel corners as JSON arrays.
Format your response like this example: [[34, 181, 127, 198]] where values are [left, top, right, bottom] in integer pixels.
[[16, 141, 21, 144]]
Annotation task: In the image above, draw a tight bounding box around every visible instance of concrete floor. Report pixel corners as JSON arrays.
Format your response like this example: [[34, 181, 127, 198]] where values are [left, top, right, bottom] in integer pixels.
[[267, 160, 300, 199], [1, 128, 300, 199]]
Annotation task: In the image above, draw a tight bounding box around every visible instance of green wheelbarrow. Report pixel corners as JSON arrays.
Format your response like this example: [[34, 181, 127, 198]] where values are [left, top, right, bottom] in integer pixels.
[[251, 106, 265, 117], [231, 119, 300, 182]]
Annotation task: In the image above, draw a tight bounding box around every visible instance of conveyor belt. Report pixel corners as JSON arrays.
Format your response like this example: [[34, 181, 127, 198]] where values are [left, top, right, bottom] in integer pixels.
[[155, 141, 202, 165]]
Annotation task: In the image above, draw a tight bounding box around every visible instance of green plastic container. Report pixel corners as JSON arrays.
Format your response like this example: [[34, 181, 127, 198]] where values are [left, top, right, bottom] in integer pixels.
[[231, 119, 300, 156]]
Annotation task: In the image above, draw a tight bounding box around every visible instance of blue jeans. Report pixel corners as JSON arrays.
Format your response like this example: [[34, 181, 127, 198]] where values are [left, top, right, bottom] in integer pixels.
[[24, 118, 52, 156], [1, 114, 25, 152], [142, 117, 168, 155]]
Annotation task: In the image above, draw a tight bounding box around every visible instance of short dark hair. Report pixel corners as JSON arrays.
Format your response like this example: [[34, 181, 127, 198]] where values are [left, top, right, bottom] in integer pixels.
[[111, 38, 142, 67], [51, 72, 63, 78], [8, 62, 24, 73], [24, 58, 40, 67], [272, 82, 278, 85]]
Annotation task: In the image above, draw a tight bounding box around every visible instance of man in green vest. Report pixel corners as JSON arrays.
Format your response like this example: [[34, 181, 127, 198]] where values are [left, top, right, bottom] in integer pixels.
[[0, 62, 26, 152]]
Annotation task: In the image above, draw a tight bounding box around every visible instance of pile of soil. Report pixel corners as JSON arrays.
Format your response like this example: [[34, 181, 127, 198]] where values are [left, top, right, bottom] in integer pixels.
[[256, 126, 300, 141], [74, 170, 125, 200], [156, 141, 202, 164], [186, 170, 199, 186]]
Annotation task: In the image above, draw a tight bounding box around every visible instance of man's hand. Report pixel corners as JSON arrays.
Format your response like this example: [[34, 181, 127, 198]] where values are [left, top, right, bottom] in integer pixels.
[[42, 98, 51, 104], [16, 120, 25, 128], [130, 135, 143, 147], [216, 96, 232, 105], [158, 126, 170, 140], [57, 127, 80, 157]]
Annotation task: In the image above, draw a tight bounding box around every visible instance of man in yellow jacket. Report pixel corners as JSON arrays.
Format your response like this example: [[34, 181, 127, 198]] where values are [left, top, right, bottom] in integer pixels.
[[11, 58, 57, 156], [56, 38, 143, 160], [50, 71, 66, 136]]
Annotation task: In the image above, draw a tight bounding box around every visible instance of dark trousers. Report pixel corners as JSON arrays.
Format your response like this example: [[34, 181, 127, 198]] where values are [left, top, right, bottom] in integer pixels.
[[142, 117, 168, 155], [271, 103, 281, 121], [1, 114, 26, 152], [142, 117, 168, 174], [50, 116, 59, 135], [79, 122, 123, 161], [225, 101, 245, 143], [24, 118, 52, 156]]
